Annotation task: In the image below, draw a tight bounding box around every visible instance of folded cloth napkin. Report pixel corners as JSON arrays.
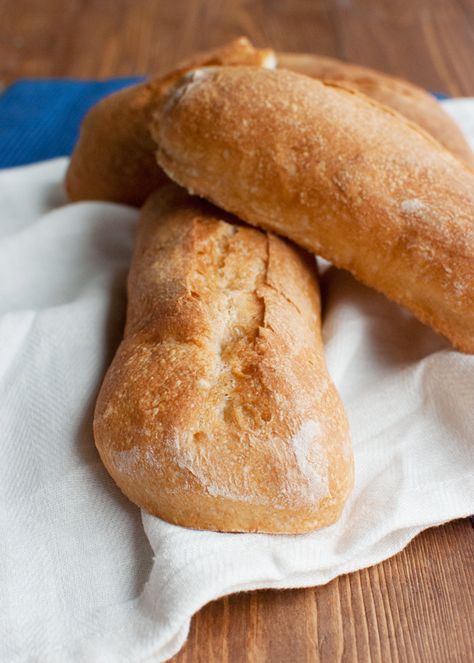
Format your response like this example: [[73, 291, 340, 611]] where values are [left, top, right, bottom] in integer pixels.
[[0, 98, 473, 663]]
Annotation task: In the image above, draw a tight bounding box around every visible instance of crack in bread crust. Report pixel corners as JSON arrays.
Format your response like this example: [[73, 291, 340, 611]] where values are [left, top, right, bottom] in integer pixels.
[[155, 66, 474, 353], [93, 184, 353, 533], [65, 37, 276, 207], [278, 52, 474, 165]]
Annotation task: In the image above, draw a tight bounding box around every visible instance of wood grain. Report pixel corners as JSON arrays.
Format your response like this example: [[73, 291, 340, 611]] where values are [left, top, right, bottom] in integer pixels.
[[1, 0, 474, 95], [172, 520, 474, 663], [0, 1, 473, 662]]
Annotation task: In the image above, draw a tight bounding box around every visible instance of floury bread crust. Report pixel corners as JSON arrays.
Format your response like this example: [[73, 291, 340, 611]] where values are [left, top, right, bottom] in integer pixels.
[[65, 40, 472, 207], [93, 185, 353, 533], [154, 67, 474, 353], [65, 37, 275, 206], [279, 52, 474, 165]]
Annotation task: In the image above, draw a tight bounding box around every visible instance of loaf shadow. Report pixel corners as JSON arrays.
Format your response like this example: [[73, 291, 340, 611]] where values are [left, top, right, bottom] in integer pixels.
[[73, 264, 153, 595], [74, 265, 128, 464], [44, 178, 68, 211], [320, 265, 449, 369]]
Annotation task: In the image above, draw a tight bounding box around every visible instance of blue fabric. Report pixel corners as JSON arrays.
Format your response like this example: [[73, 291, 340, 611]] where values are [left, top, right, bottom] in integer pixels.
[[0, 78, 144, 168], [0, 78, 447, 169]]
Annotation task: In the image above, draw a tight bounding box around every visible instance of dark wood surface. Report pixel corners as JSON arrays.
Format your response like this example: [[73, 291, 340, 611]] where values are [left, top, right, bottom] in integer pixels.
[[178, 520, 474, 663], [1, 2, 473, 661], [1, 0, 474, 96]]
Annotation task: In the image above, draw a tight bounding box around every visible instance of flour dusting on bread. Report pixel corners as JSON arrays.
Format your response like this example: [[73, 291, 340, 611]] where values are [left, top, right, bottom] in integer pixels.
[[94, 185, 353, 533], [291, 420, 329, 498]]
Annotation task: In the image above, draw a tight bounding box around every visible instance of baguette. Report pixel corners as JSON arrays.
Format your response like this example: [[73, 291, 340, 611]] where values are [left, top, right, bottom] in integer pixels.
[[154, 66, 474, 353], [93, 184, 353, 533], [65, 37, 275, 206], [279, 52, 473, 165]]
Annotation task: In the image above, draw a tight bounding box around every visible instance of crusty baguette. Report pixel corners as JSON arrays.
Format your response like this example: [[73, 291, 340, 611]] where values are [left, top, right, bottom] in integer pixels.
[[279, 52, 473, 165], [65, 37, 276, 206], [154, 66, 474, 354], [93, 184, 353, 533]]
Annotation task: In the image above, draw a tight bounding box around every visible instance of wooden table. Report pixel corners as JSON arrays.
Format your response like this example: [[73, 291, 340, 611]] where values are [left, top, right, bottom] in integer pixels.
[[1, 1, 472, 661]]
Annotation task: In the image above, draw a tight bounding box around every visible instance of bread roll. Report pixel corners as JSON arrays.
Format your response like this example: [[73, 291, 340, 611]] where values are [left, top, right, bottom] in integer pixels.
[[279, 52, 473, 164], [93, 184, 353, 533], [154, 67, 474, 354], [65, 37, 276, 206]]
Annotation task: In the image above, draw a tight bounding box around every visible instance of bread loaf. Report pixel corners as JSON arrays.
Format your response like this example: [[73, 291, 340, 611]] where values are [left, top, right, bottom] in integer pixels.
[[154, 66, 474, 353], [279, 52, 473, 164], [65, 37, 275, 206], [93, 184, 353, 533], [65, 45, 472, 208]]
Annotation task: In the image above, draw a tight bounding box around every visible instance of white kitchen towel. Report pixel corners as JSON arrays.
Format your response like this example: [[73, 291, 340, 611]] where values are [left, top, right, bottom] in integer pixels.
[[1, 100, 473, 663]]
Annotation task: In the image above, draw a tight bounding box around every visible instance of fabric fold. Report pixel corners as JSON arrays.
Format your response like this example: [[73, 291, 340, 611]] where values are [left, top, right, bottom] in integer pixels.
[[0, 99, 473, 663]]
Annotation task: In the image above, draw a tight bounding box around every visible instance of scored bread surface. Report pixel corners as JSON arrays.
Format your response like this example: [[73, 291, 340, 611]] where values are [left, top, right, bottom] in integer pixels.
[[93, 185, 353, 533], [65, 37, 275, 206], [154, 66, 474, 353], [278, 52, 473, 164]]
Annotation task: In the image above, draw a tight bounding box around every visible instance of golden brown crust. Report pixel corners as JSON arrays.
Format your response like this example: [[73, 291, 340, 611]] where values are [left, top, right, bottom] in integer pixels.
[[154, 66, 474, 354], [278, 52, 474, 165], [93, 184, 353, 533], [65, 37, 276, 206], [65, 82, 169, 207]]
